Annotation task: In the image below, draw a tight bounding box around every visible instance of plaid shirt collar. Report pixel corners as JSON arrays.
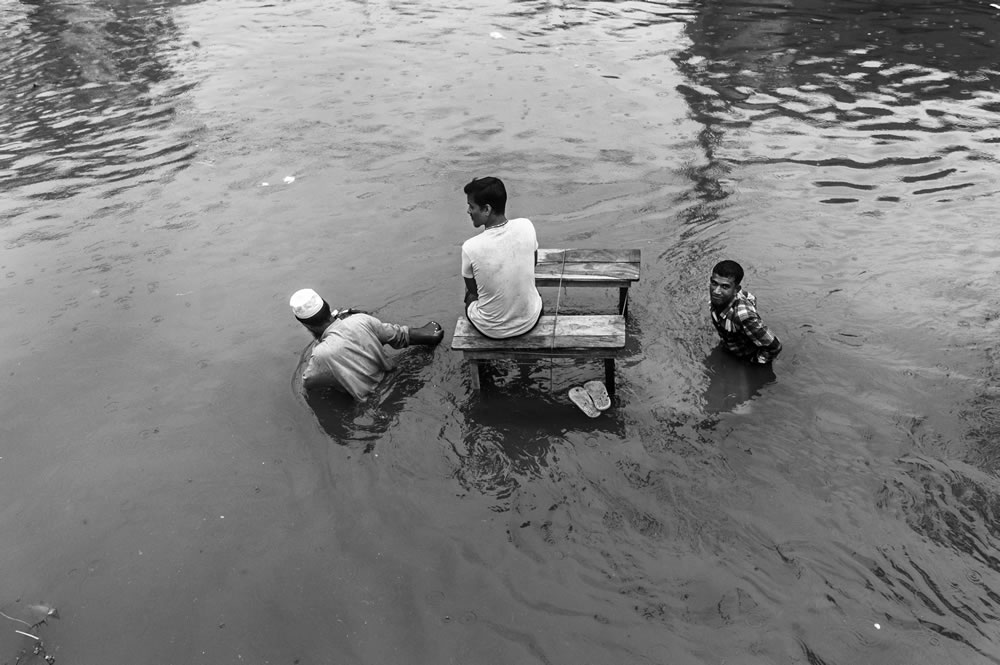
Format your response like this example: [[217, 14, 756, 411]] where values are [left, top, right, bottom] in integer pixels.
[[711, 289, 756, 321]]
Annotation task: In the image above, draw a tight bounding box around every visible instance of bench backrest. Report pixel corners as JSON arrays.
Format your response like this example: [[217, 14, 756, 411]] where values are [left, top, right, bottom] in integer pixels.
[[535, 248, 640, 285]]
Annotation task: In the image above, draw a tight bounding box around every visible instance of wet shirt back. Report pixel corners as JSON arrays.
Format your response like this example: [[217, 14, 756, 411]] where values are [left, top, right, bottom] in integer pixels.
[[461, 217, 543, 338], [302, 314, 410, 400]]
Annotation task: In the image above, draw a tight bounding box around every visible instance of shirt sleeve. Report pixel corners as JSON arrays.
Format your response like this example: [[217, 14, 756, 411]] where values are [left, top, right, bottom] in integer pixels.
[[461, 244, 474, 279], [301, 344, 340, 390], [363, 314, 410, 349], [735, 306, 776, 349]]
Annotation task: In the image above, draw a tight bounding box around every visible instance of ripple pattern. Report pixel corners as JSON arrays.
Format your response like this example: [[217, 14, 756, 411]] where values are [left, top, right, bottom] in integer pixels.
[[0, 0, 200, 221]]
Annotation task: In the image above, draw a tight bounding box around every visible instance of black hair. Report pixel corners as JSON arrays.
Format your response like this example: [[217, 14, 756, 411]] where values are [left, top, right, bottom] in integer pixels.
[[463, 176, 507, 215], [712, 260, 744, 286]]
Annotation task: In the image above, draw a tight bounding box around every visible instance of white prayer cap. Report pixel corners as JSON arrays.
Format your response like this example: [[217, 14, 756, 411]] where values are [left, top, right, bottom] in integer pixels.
[[289, 288, 325, 320]]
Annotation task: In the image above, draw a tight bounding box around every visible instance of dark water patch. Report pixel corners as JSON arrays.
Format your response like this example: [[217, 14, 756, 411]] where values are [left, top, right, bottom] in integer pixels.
[[675, 0, 1000, 213], [878, 455, 1000, 574], [912, 182, 976, 197], [5, 227, 73, 249], [961, 385, 1000, 475], [902, 167, 958, 183], [299, 349, 439, 452], [814, 180, 876, 190], [0, 0, 202, 220]]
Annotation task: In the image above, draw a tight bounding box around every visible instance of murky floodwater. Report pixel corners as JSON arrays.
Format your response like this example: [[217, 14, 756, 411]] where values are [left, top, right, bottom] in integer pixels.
[[2, 0, 1000, 663]]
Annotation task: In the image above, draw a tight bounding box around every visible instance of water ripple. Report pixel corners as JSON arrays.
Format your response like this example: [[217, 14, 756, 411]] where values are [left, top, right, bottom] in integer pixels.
[[0, 0, 200, 219]]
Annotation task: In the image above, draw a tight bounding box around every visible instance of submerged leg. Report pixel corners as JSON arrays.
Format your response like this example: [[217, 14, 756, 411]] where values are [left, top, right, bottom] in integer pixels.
[[469, 359, 481, 391]]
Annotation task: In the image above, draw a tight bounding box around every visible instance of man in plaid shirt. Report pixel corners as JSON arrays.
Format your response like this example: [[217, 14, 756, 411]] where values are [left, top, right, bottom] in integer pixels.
[[709, 260, 782, 365]]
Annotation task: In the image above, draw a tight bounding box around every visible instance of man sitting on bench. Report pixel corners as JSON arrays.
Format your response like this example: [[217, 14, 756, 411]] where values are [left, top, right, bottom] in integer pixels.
[[460, 176, 543, 338]]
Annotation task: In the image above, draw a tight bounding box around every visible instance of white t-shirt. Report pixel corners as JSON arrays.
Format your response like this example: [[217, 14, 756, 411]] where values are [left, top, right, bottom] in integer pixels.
[[461, 217, 543, 338]]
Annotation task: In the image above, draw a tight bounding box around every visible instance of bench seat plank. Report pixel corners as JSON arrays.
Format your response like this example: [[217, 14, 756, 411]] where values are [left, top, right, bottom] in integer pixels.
[[458, 348, 625, 360], [453, 314, 626, 395], [452, 315, 625, 352]]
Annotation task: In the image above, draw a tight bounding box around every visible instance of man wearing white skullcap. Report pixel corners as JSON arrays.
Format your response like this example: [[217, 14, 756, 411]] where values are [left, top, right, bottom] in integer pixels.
[[290, 288, 444, 400]]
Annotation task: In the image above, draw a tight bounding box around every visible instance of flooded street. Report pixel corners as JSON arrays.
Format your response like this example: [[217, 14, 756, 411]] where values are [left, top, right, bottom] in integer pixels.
[[2, 0, 1000, 663]]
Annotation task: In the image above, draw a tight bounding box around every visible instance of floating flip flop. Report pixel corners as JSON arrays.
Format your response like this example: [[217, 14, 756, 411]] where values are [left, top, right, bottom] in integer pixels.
[[583, 380, 611, 411], [569, 386, 600, 418]]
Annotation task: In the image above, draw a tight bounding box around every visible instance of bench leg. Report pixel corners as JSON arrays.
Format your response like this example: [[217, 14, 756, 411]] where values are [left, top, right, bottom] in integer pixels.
[[618, 287, 629, 317], [604, 358, 615, 398], [469, 360, 481, 391]]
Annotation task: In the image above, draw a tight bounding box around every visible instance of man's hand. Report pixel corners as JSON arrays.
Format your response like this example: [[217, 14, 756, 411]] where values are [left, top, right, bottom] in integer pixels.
[[754, 338, 782, 364], [410, 321, 444, 346]]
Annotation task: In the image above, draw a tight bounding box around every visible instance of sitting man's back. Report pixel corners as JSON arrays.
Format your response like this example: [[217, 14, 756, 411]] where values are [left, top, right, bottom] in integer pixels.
[[461, 176, 543, 339]]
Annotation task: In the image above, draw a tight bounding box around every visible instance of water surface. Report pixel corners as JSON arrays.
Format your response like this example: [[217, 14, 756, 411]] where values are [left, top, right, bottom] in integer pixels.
[[2, 0, 1000, 663]]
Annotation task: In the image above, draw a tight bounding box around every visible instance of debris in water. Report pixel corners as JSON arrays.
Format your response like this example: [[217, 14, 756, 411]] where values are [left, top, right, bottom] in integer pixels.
[[283, 176, 295, 184], [489, 31, 505, 39], [0, 610, 31, 628], [26, 604, 59, 621]]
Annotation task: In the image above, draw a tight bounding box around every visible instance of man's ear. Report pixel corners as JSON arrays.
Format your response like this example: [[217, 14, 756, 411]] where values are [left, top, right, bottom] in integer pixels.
[[483, 203, 492, 216]]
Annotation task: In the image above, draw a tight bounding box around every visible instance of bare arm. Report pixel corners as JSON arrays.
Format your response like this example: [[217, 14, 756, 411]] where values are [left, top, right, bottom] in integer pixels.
[[464, 276, 478, 305]]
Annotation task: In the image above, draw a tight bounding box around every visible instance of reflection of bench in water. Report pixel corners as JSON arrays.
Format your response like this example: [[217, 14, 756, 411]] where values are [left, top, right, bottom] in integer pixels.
[[451, 315, 626, 395], [535, 248, 641, 315]]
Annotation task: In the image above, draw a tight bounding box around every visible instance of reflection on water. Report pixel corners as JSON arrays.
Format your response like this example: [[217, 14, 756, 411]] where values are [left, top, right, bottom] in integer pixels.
[[299, 347, 438, 451], [3, 0, 1000, 663], [0, 0, 199, 216], [876, 454, 1000, 659], [701, 344, 776, 414], [452, 371, 629, 507]]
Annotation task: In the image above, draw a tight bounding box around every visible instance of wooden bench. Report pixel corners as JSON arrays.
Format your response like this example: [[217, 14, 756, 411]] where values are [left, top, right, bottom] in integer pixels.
[[535, 249, 641, 315], [451, 315, 626, 394]]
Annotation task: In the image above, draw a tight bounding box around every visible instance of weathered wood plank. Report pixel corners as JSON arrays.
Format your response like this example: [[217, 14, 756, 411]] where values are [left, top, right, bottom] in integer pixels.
[[535, 278, 634, 289], [535, 248, 641, 289], [452, 315, 625, 351], [535, 262, 641, 282], [462, 348, 626, 360], [537, 248, 640, 263]]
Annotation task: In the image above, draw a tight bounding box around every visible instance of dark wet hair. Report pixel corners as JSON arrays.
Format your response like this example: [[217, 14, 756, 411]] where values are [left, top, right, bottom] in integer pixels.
[[463, 176, 507, 215], [712, 260, 744, 286]]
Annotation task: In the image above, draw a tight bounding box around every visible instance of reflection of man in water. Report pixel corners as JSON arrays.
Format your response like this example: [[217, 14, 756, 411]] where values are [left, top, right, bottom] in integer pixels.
[[290, 288, 444, 400], [703, 261, 781, 413], [709, 260, 781, 365]]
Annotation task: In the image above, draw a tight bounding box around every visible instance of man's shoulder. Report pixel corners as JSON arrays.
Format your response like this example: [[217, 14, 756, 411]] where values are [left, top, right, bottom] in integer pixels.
[[731, 291, 761, 319], [319, 313, 375, 338], [340, 312, 380, 328], [462, 231, 488, 253]]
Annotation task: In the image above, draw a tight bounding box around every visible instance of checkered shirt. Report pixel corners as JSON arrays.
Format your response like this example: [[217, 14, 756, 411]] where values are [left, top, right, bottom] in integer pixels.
[[710, 289, 780, 364]]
